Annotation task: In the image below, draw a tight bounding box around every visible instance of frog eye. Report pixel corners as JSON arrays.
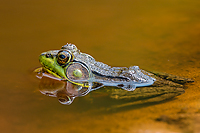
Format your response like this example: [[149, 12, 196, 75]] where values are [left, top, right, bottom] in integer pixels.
[[57, 50, 73, 65]]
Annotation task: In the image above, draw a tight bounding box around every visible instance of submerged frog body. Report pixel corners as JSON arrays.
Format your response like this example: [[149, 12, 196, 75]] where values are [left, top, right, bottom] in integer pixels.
[[39, 43, 155, 91], [35, 43, 194, 105]]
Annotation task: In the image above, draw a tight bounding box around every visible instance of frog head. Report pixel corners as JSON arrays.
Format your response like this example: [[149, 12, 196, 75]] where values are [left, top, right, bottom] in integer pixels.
[[39, 45, 92, 87]]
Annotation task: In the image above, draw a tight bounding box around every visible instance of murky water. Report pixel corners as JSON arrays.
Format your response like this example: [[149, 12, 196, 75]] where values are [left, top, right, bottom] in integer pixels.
[[1, 0, 200, 132]]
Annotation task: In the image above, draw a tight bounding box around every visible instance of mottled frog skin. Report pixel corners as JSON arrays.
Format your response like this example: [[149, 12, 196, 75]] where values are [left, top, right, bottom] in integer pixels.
[[35, 43, 194, 105], [38, 43, 155, 91]]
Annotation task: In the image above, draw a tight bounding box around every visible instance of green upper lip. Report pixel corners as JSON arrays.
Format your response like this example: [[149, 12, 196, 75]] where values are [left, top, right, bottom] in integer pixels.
[[39, 52, 67, 79]]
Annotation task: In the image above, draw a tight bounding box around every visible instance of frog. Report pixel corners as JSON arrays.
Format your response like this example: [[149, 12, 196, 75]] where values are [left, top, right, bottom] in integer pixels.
[[34, 43, 194, 105]]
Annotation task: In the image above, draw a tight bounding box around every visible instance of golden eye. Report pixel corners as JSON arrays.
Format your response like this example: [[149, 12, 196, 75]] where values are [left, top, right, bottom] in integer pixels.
[[57, 50, 73, 65]]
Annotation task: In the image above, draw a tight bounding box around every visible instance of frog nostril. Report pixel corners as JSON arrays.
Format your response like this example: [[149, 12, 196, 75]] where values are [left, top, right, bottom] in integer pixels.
[[46, 53, 52, 58]]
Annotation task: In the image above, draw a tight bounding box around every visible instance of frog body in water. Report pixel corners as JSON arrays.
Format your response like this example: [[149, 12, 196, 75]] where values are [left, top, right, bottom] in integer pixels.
[[35, 43, 193, 105]]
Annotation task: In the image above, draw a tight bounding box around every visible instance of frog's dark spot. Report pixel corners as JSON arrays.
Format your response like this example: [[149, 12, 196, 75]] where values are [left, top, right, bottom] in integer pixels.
[[117, 84, 124, 87]]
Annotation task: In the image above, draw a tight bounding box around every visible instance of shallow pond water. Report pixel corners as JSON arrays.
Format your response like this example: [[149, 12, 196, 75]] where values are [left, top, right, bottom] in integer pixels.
[[0, 0, 200, 132]]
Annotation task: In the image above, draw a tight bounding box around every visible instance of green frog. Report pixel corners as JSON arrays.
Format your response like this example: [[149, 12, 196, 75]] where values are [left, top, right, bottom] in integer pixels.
[[35, 43, 194, 105]]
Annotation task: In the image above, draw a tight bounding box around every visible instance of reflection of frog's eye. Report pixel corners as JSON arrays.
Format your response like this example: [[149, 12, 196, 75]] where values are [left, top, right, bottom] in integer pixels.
[[57, 50, 73, 65], [46, 53, 52, 58]]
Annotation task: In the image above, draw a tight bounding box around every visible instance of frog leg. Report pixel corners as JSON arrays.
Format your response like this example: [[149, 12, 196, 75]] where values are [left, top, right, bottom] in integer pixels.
[[90, 82, 104, 91], [148, 71, 194, 84], [33, 67, 43, 73]]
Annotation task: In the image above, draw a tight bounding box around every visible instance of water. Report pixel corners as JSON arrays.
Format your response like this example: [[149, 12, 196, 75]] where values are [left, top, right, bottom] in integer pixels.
[[0, 0, 200, 132]]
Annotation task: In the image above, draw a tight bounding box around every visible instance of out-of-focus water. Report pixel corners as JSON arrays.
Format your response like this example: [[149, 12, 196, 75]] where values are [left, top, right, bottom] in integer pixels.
[[0, 0, 200, 132]]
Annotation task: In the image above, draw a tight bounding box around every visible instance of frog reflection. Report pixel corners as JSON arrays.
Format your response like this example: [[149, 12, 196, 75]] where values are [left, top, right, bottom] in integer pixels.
[[37, 70, 192, 106], [39, 76, 91, 105]]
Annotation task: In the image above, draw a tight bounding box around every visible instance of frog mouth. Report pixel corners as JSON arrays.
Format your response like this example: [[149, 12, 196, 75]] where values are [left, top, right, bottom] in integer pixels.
[[40, 67, 63, 80], [39, 52, 68, 80]]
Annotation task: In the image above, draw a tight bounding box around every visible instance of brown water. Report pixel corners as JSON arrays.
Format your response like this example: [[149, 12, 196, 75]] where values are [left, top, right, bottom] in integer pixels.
[[1, 0, 200, 132]]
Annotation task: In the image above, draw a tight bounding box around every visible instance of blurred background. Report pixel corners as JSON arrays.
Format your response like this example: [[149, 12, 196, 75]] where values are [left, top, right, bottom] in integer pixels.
[[0, 0, 200, 132]]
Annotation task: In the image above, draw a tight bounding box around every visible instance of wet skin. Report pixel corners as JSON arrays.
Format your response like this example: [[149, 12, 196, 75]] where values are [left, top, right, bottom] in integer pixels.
[[35, 43, 194, 105], [38, 43, 156, 91]]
